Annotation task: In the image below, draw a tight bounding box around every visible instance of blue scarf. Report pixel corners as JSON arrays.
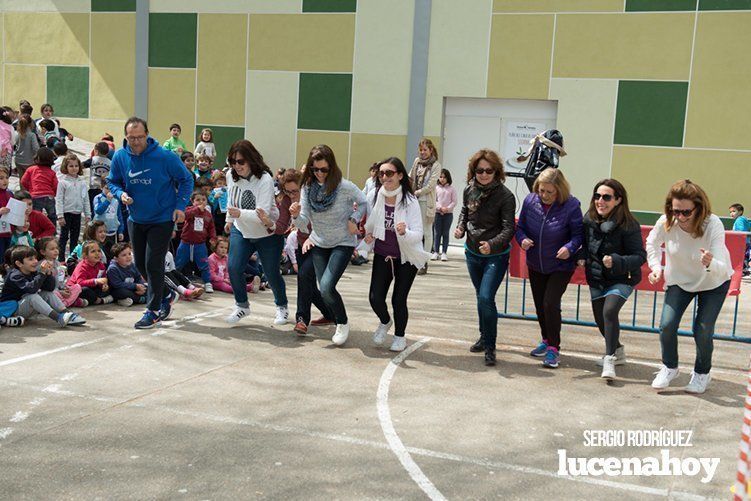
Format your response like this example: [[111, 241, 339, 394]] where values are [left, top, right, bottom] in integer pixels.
[[309, 182, 339, 213]]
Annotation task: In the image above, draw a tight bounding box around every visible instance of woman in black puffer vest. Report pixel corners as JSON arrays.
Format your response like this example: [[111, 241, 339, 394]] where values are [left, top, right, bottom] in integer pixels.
[[578, 179, 645, 380]]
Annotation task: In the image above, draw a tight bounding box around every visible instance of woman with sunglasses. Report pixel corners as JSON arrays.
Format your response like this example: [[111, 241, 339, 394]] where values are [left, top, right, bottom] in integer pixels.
[[516, 167, 582, 369], [409, 138, 441, 275], [289, 145, 366, 346], [454, 149, 515, 366], [578, 179, 645, 380], [646, 179, 733, 394], [224, 139, 289, 326], [364, 157, 430, 352]]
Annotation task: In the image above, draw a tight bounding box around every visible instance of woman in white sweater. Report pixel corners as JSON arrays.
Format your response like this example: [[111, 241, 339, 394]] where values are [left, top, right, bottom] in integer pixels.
[[646, 180, 733, 394], [224, 139, 288, 325], [364, 157, 430, 352]]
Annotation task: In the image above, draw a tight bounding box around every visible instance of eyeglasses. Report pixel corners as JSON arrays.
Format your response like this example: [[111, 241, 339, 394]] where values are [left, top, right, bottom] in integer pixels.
[[312, 167, 329, 174], [126, 135, 147, 143], [228, 158, 247, 166], [593, 193, 614, 202], [378, 170, 397, 178], [284, 188, 300, 195], [670, 207, 695, 217], [475, 168, 494, 175]]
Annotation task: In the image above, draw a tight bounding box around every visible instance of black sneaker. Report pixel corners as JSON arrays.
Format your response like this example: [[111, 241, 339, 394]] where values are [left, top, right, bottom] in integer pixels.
[[484, 348, 496, 366], [469, 337, 484, 353], [135, 310, 161, 330]]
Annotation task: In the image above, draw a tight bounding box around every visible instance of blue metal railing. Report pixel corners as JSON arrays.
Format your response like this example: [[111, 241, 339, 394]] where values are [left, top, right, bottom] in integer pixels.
[[498, 275, 748, 343]]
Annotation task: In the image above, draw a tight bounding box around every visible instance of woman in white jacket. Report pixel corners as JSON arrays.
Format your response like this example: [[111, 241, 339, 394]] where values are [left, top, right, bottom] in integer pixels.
[[224, 139, 287, 325], [364, 157, 430, 352], [646, 179, 733, 394]]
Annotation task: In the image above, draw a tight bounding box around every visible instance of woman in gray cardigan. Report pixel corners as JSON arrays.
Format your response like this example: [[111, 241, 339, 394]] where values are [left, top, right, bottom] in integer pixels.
[[290, 145, 366, 347]]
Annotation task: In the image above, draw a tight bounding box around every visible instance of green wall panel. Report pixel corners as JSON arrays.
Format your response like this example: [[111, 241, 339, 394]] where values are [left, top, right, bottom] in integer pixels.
[[298, 73, 353, 132], [626, 0, 696, 10], [614, 81, 688, 147], [195, 125, 246, 166], [700, 0, 751, 9], [303, 0, 357, 12], [47, 66, 89, 119], [149, 13, 197, 69], [92, 0, 136, 11]]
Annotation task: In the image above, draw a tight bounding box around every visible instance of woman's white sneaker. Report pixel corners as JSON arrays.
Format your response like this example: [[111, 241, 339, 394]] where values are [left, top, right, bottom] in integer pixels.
[[332, 323, 350, 345], [651, 365, 679, 389], [373, 320, 393, 345], [226, 307, 250, 324], [430, 252, 439, 261], [440, 253, 448, 261], [389, 336, 407, 352], [597, 345, 626, 367], [685, 371, 711, 394], [601, 355, 616, 380]]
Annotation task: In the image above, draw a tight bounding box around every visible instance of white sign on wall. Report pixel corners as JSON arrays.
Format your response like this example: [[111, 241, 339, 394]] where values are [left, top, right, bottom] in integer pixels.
[[501, 120, 548, 174]]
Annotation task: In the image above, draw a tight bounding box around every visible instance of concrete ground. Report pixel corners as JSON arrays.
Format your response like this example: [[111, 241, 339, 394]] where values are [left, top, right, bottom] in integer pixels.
[[0, 247, 749, 500]]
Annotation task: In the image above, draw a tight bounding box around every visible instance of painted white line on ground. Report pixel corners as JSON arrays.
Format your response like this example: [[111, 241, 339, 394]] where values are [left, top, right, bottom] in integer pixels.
[[377, 338, 447, 501], [9, 411, 28, 423], [0, 427, 13, 439]]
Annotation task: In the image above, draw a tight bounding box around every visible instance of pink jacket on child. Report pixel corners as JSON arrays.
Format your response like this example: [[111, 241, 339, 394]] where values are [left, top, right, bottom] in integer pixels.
[[208, 253, 229, 283]]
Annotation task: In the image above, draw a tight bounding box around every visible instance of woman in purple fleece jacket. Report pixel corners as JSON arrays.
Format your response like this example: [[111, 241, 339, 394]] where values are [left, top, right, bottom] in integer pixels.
[[515, 168, 583, 368]]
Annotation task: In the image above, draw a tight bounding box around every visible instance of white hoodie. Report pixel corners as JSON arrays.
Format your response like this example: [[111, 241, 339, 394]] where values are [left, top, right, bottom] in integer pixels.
[[55, 175, 91, 218]]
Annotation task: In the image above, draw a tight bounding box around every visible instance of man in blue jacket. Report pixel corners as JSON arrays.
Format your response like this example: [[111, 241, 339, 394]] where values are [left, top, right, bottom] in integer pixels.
[[107, 117, 194, 329]]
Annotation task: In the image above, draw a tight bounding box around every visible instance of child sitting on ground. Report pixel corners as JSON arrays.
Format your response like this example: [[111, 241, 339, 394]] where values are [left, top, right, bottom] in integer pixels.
[[165, 250, 204, 300], [14, 190, 56, 240], [175, 191, 216, 293], [36, 237, 85, 308], [11, 222, 33, 247], [1, 245, 84, 326], [0, 166, 14, 257], [208, 237, 259, 294], [106, 242, 148, 307], [71, 221, 111, 263], [67, 241, 113, 306]]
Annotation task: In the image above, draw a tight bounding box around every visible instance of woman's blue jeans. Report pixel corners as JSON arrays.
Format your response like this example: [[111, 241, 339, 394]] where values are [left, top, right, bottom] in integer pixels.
[[228, 228, 287, 308], [465, 251, 510, 350], [659, 280, 730, 374], [310, 245, 354, 325]]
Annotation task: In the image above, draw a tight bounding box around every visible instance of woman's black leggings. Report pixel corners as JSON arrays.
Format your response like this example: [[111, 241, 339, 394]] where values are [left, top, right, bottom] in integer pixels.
[[368, 254, 418, 337], [591, 295, 627, 356]]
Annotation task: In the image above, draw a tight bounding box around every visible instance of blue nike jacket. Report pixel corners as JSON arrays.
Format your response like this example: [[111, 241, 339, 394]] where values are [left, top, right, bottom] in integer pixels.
[[107, 137, 194, 224]]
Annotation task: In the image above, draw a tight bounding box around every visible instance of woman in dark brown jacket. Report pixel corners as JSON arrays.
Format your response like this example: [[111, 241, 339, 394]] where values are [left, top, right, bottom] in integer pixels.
[[454, 149, 516, 366]]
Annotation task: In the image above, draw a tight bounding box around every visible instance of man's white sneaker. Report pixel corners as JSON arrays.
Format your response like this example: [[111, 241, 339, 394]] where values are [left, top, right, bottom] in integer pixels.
[[597, 345, 626, 366], [274, 306, 289, 325], [373, 320, 393, 346], [430, 252, 439, 261], [204, 283, 214, 293], [332, 323, 350, 345], [225, 307, 250, 324], [389, 336, 407, 352], [685, 371, 711, 394], [601, 354, 616, 380], [651, 365, 679, 389]]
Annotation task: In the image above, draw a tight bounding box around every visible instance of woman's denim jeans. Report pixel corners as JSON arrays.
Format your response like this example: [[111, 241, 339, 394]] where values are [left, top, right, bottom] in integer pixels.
[[310, 245, 354, 325], [465, 251, 510, 350], [228, 228, 287, 308]]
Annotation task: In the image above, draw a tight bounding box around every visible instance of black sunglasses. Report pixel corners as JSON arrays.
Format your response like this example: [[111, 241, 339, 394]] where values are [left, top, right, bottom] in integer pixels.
[[378, 170, 397, 178], [228, 158, 247, 166], [671, 207, 695, 217], [475, 168, 494, 175], [312, 167, 329, 173], [593, 193, 614, 202]]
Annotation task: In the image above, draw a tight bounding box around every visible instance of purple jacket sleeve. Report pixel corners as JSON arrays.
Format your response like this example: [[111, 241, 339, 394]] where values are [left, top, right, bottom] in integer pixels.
[[563, 198, 583, 256]]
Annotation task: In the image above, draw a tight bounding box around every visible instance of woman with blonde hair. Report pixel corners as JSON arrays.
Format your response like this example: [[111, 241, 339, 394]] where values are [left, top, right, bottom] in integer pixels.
[[454, 149, 515, 366], [409, 138, 441, 275], [646, 179, 733, 394], [516, 168, 582, 369]]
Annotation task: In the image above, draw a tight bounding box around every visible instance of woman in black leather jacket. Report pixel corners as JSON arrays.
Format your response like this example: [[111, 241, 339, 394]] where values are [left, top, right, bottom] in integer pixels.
[[454, 149, 516, 366], [578, 179, 645, 380]]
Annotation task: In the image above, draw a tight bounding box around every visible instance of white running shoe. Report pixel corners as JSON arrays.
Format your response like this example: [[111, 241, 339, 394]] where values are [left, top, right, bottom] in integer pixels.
[[389, 336, 407, 352], [332, 323, 350, 345], [204, 283, 214, 293], [117, 298, 134, 307], [651, 365, 679, 389], [685, 371, 711, 394], [373, 320, 393, 346], [597, 345, 626, 367], [226, 307, 250, 324], [430, 252, 439, 261], [601, 355, 616, 380], [274, 306, 289, 325], [101, 295, 114, 305], [440, 253, 448, 261]]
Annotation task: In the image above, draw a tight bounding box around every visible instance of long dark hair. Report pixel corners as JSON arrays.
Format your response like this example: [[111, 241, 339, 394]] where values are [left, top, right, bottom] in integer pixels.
[[374, 157, 414, 206], [587, 178, 638, 228], [300, 144, 343, 194], [227, 139, 272, 181]]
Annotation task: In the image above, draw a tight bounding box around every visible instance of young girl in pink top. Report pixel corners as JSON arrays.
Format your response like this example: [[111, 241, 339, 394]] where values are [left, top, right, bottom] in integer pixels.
[[209, 237, 259, 293], [431, 168, 457, 261]]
